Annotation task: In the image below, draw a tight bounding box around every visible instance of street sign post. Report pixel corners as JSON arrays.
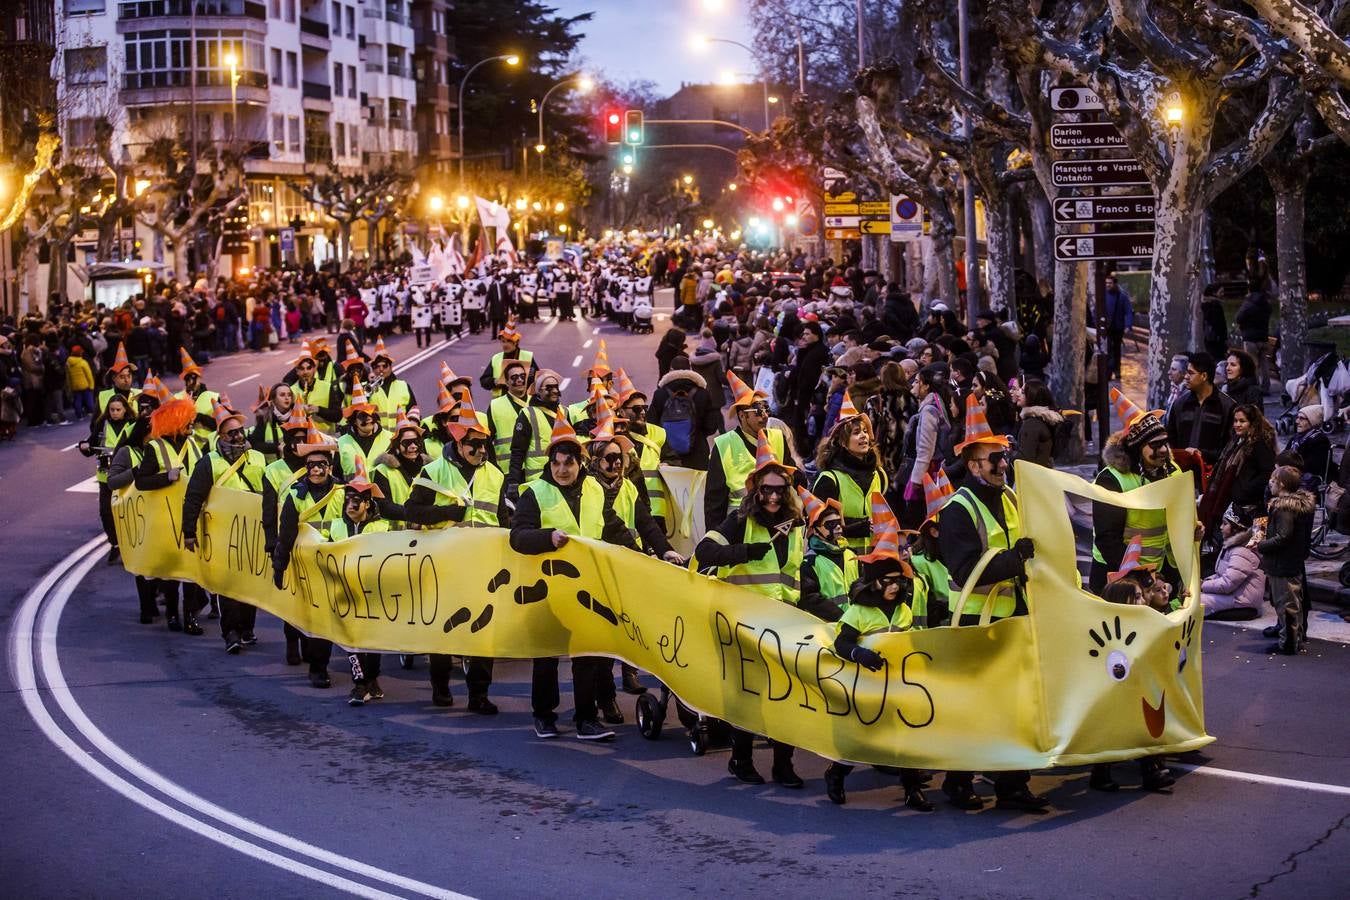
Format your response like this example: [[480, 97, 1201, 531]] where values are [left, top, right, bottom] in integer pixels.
[[1054, 232, 1154, 261], [1049, 86, 1104, 111], [1053, 196, 1157, 224], [824, 202, 860, 215], [1050, 122, 1126, 150], [279, 227, 295, 253], [1051, 159, 1148, 188]]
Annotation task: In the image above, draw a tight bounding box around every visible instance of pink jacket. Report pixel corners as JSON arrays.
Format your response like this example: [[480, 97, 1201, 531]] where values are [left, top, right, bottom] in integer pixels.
[[1200, 538, 1266, 616]]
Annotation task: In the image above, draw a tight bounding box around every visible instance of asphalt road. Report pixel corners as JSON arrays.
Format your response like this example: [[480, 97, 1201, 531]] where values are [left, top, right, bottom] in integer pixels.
[[4, 292, 1348, 899]]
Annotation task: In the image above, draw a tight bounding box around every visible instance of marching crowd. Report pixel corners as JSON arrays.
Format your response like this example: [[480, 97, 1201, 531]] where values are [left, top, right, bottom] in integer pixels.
[[46, 235, 1335, 813]]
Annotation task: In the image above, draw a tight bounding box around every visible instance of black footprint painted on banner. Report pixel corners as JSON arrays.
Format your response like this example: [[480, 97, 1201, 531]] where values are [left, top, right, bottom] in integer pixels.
[[514, 579, 548, 605], [577, 590, 618, 626], [542, 559, 581, 579], [471, 605, 494, 633], [442, 606, 472, 633], [487, 568, 512, 592]]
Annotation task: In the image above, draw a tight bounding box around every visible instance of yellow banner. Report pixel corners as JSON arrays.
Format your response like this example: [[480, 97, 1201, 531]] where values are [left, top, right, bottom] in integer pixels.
[[111, 461, 1211, 770]]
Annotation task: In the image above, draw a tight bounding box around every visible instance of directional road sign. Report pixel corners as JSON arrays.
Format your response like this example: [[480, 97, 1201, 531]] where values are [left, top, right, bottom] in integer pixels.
[[858, 201, 890, 215], [825, 227, 861, 240], [1052, 159, 1148, 188], [1050, 122, 1126, 150], [1054, 232, 1154, 262], [824, 202, 859, 215], [1049, 86, 1104, 111], [825, 215, 861, 228], [1053, 196, 1156, 224], [860, 219, 892, 235]]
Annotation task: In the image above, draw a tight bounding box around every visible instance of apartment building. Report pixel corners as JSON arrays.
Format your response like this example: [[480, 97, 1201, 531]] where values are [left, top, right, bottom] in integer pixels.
[[52, 0, 427, 277]]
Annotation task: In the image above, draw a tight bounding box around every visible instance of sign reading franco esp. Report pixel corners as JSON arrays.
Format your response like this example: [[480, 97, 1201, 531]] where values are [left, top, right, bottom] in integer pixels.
[[1054, 197, 1157, 224], [1052, 159, 1149, 188], [111, 463, 1211, 771]]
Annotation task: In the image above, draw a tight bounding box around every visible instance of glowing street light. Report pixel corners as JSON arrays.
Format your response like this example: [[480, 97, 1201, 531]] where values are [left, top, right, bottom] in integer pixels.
[[458, 54, 523, 183], [748, 216, 761, 228], [427, 194, 445, 213], [771, 197, 785, 212], [554, 201, 565, 213], [1165, 92, 1184, 124], [727, 182, 738, 191], [682, 174, 694, 185], [785, 214, 798, 227], [515, 198, 527, 210], [455, 194, 470, 209], [701, 218, 715, 229]]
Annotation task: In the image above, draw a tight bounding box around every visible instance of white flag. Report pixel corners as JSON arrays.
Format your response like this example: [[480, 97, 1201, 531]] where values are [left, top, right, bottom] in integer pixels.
[[474, 196, 510, 231]]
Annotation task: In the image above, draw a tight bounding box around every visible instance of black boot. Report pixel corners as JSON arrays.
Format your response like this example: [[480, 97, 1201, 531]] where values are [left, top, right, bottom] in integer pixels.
[[727, 757, 765, 785], [182, 614, 203, 636], [285, 634, 302, 666], [771, 744, 802, 788], [903, 787, 935, 812], [823, 764, 848, 805], [431, 682, 454, 707], [943, 777, 984, 810], [621, 665, 647, 694], [1090, 763, 1120, 792], [1140, 758, 1175, 792]]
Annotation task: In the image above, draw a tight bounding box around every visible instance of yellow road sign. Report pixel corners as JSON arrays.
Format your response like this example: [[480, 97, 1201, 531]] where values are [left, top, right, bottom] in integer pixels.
[[825, 227, 861, 240], [824, 203, 860, 215], [860, 220, 892, 235], [858, 201, 890, 215]]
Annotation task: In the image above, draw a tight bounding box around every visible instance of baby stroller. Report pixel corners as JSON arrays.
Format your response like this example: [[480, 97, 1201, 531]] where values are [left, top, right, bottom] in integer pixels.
[[631, 299, 654, 334], [635, 682, 733, 756], [1277, 342, 1338, 436]]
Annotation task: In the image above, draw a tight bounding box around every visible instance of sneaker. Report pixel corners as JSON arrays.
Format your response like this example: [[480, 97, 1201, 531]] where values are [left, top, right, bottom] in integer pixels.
[[224, 631, 242, 654], [533, 717, 560, 739], [348, 684, 370, 706], [467, 696, 498, 716], [575, 719, 616, 741], [182, 616, 203, 636], [240, 631, 257, 646], [366, 678, 384, 700], [309, 670, 332, 689]]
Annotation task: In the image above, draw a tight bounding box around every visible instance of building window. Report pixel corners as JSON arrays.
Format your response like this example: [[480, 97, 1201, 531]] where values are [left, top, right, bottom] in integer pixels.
[[273, 114, 285, 153], [432, 9, 443, 33], [123, 31, 264, 90], [333, 62, 343, 95], [269, 0, 280, 18], [330, 1, 340, 31], [65, 46, 108, 85], [286, 51, 298, 88], [271, 48, 283, 85], [349, 124, 359, 153], [288, 116, 301, 152], [284, 0, 296, 23], [347, 65, 356, 98], [345, 5, 355, 39], [335, 122, 346, 157], [66, 117, 100, 149], [65, 0, 105, 12]]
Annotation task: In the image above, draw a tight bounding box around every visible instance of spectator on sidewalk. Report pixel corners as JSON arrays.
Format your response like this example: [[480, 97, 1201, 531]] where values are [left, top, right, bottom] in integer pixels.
[[1198, 403, 1276, 555], [1222, 349, 1263, 406], [66, 345, 96, 419], [1200, 509, 1265, 620], [1254, 466, 1315, 655], [1233, 285, 1272, 394], [1166, 351, 1234, 467], [1200, 286, 1229, 362], [1285, 406, 1331, 483], [1103, 274, 1133, 379]]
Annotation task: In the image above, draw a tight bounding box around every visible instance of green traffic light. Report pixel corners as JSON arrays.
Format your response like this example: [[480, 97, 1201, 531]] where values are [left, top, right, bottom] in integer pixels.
[[622, 153, 634, 164], [628, 130, 640, 142]]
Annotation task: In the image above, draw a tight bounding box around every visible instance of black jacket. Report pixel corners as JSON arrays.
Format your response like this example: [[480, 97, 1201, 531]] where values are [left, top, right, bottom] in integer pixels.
[[1223, 377, 1263, 408], [1165, 387, 1234, 464], [509, 470, 617, 554], [404, 443, 509, 528], [1233, 292, 1272, 343], [1257, 489, 1315, 577]]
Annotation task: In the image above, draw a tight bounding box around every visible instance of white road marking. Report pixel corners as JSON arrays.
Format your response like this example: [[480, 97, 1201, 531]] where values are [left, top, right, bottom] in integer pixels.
[[66, 476, 100, 494], [592, 326, 601, 334], [1172, 763, 1350, 797], [559, 378, 571, 391], [227, 373, 260, 387], [571, 355, 583, 368], [655, 314, 669, 321], [11, 536, 472, 900], [583, 340, 593, 349]]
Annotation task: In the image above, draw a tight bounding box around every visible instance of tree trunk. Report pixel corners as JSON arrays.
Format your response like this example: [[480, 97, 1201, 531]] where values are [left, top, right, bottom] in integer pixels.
[[1027, 186, 1054, 288], [929, 225, 960, 313], [1268, 162, 1310, 379], [1147, 185, 1206, 410], [1049, 258, 1087, 462], [337, 220, 352, 266], [982, 189, 1014, 315]]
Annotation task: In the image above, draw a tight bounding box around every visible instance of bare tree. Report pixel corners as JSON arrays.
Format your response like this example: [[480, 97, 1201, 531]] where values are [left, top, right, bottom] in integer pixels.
[[290, 169, 411, 267]]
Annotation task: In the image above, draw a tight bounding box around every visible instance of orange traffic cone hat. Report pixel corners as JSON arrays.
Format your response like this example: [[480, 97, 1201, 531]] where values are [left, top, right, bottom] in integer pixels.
[[953, 392, 1011, 455], [614, 368, 644, 405], [211, 397, 246, 432], [281, 407, 312, 432], [141, 374, 171, 405], [342, 380, 377, 419], [798, 485, 842, 528], [434, 383, 457, 415], [1107, 534, 1152, 584], [448, 395, 489, 440], [439, 361, 471, 388], [344, 455, 385, 498], [856, 492, 911, 573], [746, 427, 796, 489], [291, 340, 315, 367], [922, 468, 955, 520], [726, 369, 768, 410], [339, 343, 366, 369], [588, 339, 611, 377], [498, 315, 521, 342], [545, 406, 584, 455], [179, 347, 202, 377], [371, 336, 394, 365], [109, 341, 136, 373]]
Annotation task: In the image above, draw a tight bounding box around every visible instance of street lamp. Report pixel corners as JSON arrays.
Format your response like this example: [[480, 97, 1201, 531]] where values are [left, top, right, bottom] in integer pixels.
[[695, 37, 772, 130], [428, 194, 444, 213], [682, 174, 694, 186], [536, 73, 593, 161], [458, 53, 522, 184], [455, 194, 470, 210], [696, 2, 805, 95], [554, 201, 565, 213], [727, 182, 737, 191], [514, 198, 527, 211], [701, 218, 715, 229], [1164, 92, 1184, 124], [223, 50, 239, 141]]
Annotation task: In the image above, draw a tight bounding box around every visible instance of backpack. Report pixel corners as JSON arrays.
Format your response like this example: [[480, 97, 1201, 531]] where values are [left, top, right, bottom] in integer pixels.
[[662, 392, 695, 455]]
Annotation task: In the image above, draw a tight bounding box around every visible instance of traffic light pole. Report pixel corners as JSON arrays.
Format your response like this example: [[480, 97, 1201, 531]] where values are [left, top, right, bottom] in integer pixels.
[[644, 118, 755, 137]]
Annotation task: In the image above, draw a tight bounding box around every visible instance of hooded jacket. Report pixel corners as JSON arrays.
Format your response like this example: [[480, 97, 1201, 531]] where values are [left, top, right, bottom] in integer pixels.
[[1015, 405, 1063, 469], [1200, 530, 1265, 617], [1256, 488, 1315, 577]]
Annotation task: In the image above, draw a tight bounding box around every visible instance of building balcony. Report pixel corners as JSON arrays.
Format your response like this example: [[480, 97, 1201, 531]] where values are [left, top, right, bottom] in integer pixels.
[[117, 0, 266, 22], [364, 61, 384, 74], [301, 80, 330, 101], [120, 68, 268, 106], [385, 62, 409, 79], [299, 16, 328, 38]]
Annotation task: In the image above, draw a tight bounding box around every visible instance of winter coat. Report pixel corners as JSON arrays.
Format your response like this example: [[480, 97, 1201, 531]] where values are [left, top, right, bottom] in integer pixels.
[[880, 291, 919, 341], [907, 392, 953, 486], [1233, 291, 1271, 343], [1286, 427, 1332, 482], [1200, 533, 1265, 617], [1256, 488, 1315, 577], [66, 355, 95, 392], [1015, 405, 1062, 469], [689, 344, 728, 407], [1223, 376, 1263, 407], [725, 335, 756, 379]]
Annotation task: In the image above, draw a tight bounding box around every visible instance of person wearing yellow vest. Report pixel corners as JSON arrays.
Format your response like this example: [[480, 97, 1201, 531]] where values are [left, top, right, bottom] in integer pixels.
[[182, 399, 267, 655], [616, 370, 672, 533], [589, 399, 684, 703], [479, 318, 538, 394], [938, 393, 1047, 814], [134, 396, 209, 636], [404, 395, 505, 714], [488, 358, 532, 464], [908, 470, 955, 627], [179, 349, 221, 442], [108, 389, 166, 624], [565, 341, 615, 428], [289, 341, 341, 432], [97, 341, 140, 418], [812, 392, 888, 553], [1090, 389, 1185, 594], [371, 410, 429, 528], [796, 486, 855, 622], [272, 429, 345, 688], [327, 458, 394, 707], [506, 367, 567, 497], [81, 392, 135, 563], [509, 410, 617, 742], [823, 498, 934, 812], [337, 381, 391, 478], [368, 337, 416, 430], [260, 412, 315, 667], [706, 370, 785, 526], [694, 430, 806, 788], [249, 382, 295, 462]]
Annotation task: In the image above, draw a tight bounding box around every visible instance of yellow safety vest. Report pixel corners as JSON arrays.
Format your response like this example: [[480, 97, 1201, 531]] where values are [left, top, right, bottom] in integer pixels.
[[190, 389, 221, 441], [489, 349, 534, 395], [909, 553, 947, 627], [149, 436, 203, 479], [373, 460, 416, 527], [289, 481, 346, 535], [521, 405, 556, 481], [293, 375, 334, 432], [838, 588, 919, 635], [337, 430, 391, 479], [264, 457, 305, 497], [946, 487, 1021, 621], [1091, 464, 1181, 571], [97, 388, 140, 417], [815, 467, 887, 552], [415, 457, 505, 528], [706, 517, 803, 604], [371, 378, 412, 430], [207, 448, 266, 493], [524, 477, 604, 539], [630, 424, 668, 521], [713, 428, 786, 512], [95, 420, 133, 484], [489, 393, 529, 461], [324, 516, 392, 542], [810, 547, 858, 612]]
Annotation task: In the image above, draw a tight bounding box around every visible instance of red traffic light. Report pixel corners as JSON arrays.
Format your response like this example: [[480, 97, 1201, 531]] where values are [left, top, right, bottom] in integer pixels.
[[603, 109, 622, 144]]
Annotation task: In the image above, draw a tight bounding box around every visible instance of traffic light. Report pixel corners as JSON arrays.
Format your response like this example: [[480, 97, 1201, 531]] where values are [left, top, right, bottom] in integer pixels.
[[603, 109, 622, 144], [624, 109, 644, 145]]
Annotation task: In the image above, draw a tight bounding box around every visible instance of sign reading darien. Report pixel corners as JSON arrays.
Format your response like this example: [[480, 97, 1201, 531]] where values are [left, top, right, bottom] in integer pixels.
[[1050, 122, 1126, 150], [1054, 196, 1156, 224], [1051, 159, 1149, 188]]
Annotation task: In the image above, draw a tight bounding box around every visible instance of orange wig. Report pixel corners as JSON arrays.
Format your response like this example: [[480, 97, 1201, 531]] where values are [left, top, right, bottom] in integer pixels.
[[150, 397, 197, 439]]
